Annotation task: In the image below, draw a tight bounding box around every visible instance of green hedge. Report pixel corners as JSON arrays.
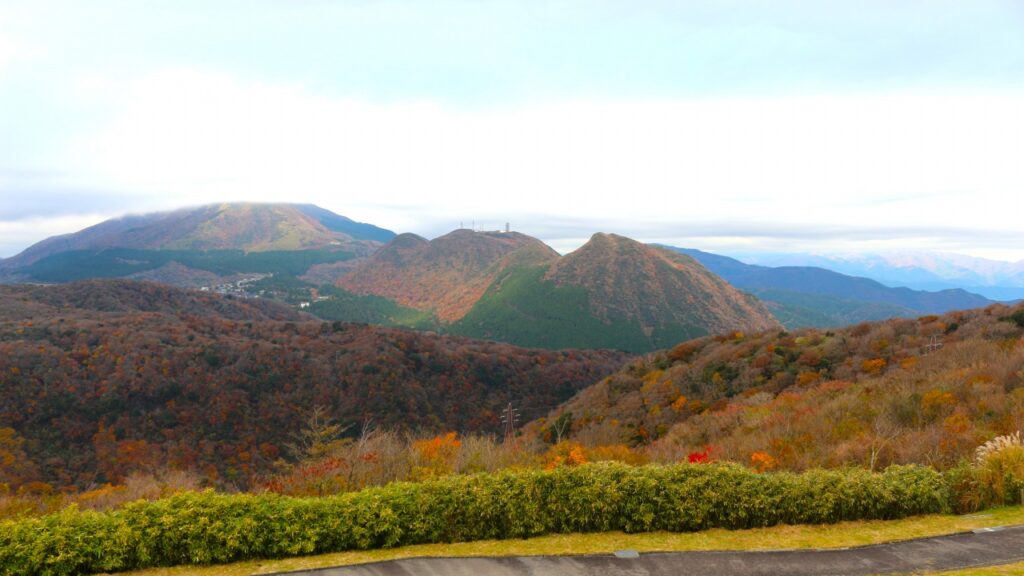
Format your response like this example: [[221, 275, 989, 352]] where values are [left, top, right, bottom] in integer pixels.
[[0, 462, 948, 575]]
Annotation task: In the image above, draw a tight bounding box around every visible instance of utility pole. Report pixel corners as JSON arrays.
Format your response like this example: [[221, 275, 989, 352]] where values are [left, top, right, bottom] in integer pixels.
[[500, 402, 519, 442], [924, 335, 943, 356]]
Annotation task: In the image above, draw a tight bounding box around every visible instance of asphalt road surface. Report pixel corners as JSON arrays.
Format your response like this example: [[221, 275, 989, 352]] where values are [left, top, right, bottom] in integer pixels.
[[273, 525, 1024, 576]]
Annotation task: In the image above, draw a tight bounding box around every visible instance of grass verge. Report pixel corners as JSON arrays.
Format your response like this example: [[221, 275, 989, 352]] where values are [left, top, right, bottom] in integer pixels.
[[104, 505, 1024, 576]]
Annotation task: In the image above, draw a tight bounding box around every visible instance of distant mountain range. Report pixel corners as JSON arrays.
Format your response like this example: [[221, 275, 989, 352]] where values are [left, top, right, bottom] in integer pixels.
[[0, 203, 395, 285], [666, 247, 994, 328], [0, 202, 1009, 346], [738, 251, 1024, 301], [0, 204, 779, 352], [333, 231, 779, 352]]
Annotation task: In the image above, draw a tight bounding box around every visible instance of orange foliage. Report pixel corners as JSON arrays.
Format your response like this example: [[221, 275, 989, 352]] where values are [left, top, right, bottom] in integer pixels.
[[262, 457, 348, 496], [922, 390, 957, 420], [412, 432, 462, 478], [750, 451, 777, 472], [414, 432, 461, 464], [586, 444, 647, 465], [543, 441, 588, 469], [943, 413, 971, 435], [75, 484, 127, 505], [670, 395, 688, 413], [861, 358, 887, 375], [796, 371, 821, 386]]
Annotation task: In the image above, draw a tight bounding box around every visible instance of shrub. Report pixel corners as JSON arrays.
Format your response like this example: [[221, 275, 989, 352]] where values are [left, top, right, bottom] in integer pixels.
[[975, 431, 1023, 465], [945, 432, 1024, 513], [974, 432, 1024, 507], [1002, 309, 1024, 328], [0, 462, 950, 575], [943, 460, 985, 514]]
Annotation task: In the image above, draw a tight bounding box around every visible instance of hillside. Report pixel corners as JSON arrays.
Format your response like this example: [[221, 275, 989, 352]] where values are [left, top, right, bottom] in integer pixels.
[[448, 234, 778, 351], [338, 230, 559, 322], [668, 247, 993, 328], [0, 280, 629, 489], [549, 235, 777, 335], [331, 231, 778, 352], [0, 279, 303, 321], [0, 203, 394, 285], [531, 300, 1024, 470]]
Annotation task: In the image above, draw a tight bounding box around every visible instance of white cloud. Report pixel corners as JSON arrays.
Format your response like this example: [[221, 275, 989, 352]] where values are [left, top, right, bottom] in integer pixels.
[[0, 35, 27, 81], [0, 213, 108, 258], [53, 68, 1024, 259], [0, 7, 42, 83]]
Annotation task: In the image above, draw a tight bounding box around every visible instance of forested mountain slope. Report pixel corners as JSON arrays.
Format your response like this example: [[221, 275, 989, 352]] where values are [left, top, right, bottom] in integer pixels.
[[533, 301, 1024, 471], [0, 281, 628, 489]]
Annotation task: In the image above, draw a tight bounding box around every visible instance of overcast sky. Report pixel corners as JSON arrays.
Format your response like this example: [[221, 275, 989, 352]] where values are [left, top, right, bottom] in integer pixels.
[[2, 1, 1023, 259]]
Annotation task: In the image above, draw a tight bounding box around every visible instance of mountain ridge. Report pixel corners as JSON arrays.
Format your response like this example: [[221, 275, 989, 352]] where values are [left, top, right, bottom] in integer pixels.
[[666, 247, 994, 328], [338, 229, 560, 322], [334, 230, 779, 352], [739, 251, 1024, 301], [547, 234, 777, 335], [0, 203, 395, 286], [1, 203, 395, 270]]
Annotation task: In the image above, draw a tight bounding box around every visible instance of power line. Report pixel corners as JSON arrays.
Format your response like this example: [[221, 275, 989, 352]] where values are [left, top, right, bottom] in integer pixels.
[[499, 402, 519, 442]]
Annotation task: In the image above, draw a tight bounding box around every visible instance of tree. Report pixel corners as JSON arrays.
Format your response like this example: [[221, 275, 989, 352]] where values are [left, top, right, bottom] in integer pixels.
[[286, 406, 351, 462], [0, 428, 39, 487]]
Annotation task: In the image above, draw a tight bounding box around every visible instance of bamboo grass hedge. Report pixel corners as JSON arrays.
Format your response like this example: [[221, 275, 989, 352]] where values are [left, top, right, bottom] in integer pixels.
[[0, 462, 949, 576]]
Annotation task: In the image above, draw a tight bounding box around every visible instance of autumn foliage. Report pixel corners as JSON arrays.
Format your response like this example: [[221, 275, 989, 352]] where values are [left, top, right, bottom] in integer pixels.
[[412, 433, 462, 479], [0, 281, 627, 491], [533, 302, 1024, 474]]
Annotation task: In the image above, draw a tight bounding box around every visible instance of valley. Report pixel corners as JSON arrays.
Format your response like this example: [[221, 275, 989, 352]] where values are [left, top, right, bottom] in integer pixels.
[[3, 204, 1020, 491], [5, 4, 1023, 574], [2, 213, 1022, 575]]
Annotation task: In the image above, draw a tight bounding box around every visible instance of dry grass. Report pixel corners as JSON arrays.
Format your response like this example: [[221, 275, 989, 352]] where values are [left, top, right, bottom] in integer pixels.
[[103, 505, 1024, 576]]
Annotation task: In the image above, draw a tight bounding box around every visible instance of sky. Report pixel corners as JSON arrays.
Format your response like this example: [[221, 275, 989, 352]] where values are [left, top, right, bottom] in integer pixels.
[[1, 1, 1023, 259]]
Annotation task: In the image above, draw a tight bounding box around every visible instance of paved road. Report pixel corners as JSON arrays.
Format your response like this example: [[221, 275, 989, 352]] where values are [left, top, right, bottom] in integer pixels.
[[274, 525, 1024, 576]]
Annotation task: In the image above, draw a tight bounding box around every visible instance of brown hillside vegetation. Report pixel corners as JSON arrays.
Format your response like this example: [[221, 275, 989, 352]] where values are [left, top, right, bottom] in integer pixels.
[[0, 280, 304, 321], [338, 230, 559, 321], [535, 303, 1024, 471], [546, 233, 778, 336], [0, 281, 628, 490]]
